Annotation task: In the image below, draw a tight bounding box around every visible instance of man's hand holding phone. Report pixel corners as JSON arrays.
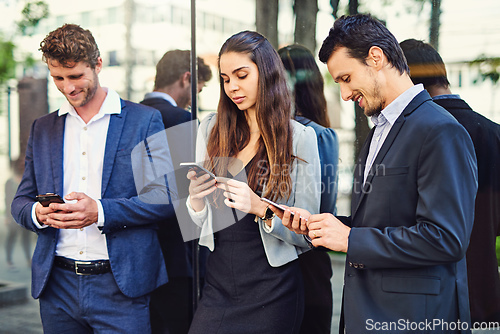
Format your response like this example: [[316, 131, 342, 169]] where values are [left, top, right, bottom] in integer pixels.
[[35, 192, 98, 229]]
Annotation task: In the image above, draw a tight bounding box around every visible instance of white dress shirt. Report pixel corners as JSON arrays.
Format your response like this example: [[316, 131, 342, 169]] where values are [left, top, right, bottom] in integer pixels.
[[31, 88, 122, 260], [363, 84, 424, 184]]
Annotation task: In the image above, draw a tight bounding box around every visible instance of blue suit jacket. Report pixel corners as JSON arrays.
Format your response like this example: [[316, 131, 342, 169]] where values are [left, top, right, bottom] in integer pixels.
[[341, 91, 478, 333], [12, 99, 174, 299]]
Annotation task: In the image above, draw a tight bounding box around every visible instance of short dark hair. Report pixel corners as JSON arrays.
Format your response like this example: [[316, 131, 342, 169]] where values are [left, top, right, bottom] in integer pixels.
[[39, 24, 100, 68], [154, 50, 212, 89], [399, 38, 449, 88], [319, 14, 409, 75]]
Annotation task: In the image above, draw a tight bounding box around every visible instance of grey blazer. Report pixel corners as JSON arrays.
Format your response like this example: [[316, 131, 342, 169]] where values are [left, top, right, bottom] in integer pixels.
[[187, 113, 321, 267]]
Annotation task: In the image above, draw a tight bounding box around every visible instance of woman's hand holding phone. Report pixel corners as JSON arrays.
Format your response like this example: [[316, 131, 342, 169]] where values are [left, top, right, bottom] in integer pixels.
[[217, 179, 267, 220], [186, 166, 217, 212], [262, 198, 311, 235]]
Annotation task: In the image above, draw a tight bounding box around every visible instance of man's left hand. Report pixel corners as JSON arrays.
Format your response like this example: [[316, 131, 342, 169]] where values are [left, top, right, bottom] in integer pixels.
[[45, 192, 98, 229]]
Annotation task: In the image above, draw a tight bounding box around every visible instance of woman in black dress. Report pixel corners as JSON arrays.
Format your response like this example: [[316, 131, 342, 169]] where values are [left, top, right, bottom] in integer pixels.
[[186, 31, 321, 333]]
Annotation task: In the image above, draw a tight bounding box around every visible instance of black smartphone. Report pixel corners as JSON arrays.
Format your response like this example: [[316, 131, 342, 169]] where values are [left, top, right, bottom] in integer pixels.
[[260, 197, 295, 217], [180, 162, 217, 181], [36, 193, 65, 207]]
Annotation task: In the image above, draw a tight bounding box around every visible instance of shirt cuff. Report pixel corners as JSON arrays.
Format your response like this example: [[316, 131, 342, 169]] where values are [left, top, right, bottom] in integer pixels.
[[261, 217, 276, 233], [31, 202, 48, 229], [96, 199, 105, 227]]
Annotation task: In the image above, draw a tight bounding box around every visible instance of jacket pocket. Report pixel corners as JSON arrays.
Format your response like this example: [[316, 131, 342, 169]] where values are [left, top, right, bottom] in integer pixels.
[[382, 275, 440, 295], [376, 166, 409, 177]]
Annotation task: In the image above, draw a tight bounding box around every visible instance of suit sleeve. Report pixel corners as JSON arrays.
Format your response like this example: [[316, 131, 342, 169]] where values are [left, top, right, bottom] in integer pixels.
[[347, 121, 478, 269], [11, 120, 42, 233], [99, 111, 178, 233]]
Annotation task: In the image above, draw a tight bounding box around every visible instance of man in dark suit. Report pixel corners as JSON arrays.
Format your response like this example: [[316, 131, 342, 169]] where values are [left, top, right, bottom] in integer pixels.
[[140, 50, 212, 128], [141, 50, 212, 334], [401, 38, 500, 326], [277, 15, 478, 333], [11, 24, 175, 333]]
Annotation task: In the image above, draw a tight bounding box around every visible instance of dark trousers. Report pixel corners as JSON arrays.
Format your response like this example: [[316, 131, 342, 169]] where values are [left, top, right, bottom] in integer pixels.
[[150, 277, 193, 334], [299, 250, 333, 334], [39, 266, 150, 334]]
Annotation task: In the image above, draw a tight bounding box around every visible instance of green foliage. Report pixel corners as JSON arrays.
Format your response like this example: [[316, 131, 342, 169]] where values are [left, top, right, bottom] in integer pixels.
[[0, 36, 16, 85], [497, 236, 500, 266], [17, 0, 49, 35], [468, 55, 500, 86]]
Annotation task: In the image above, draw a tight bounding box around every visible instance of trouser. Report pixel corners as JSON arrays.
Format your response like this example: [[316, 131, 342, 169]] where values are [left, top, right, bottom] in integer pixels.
[[39, 265, 150, 334]]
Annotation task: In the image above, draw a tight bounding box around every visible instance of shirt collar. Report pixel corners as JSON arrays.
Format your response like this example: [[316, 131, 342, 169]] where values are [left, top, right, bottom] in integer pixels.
[[143, 91, 177, 107], [58, 88, 122, 120], [372, 84, 424, 126]]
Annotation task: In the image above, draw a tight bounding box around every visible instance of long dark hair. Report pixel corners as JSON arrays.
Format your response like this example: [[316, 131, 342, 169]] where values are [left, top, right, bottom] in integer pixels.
[[206, 30, 294, 201], [278, 44, 330, 128]]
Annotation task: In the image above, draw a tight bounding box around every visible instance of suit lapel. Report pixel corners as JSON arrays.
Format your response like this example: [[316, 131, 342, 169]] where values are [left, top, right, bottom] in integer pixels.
[[101, 101, 126, 197], [351, 128, 374, 216], [351, 90, 431, 218], [51, 113, 67, 195]]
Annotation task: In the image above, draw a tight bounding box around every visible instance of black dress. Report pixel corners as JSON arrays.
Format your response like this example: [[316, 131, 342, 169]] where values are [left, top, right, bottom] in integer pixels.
[[188, 166, 304, 334]]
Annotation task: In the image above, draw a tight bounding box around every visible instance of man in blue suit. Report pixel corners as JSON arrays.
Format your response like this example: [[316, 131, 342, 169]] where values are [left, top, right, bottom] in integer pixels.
[[277, 15, 478, 333], [11, 24, 175, 333]]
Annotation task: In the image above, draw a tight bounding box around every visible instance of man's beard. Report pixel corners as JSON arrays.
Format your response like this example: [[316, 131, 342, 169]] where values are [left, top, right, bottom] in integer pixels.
[[68, 71, 98, 108], [363, 81, 384, 117]]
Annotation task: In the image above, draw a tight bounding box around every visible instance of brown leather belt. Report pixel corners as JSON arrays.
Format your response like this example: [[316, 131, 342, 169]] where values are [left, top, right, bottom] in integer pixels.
[[54, 256, 111, 275]]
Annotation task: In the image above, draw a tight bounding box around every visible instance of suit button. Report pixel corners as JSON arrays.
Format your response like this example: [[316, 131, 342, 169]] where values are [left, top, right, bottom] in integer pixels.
[[349, 262, 353, 267], [359, 264, 365, 269], [353, 263, 359, 268]]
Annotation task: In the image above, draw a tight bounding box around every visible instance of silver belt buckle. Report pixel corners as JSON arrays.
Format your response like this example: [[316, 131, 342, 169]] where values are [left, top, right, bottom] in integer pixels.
[[74, 261, 92, 275]]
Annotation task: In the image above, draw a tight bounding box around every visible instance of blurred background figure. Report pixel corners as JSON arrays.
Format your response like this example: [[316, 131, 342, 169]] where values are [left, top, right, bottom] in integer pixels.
[[5, 158, 32, 271], [278, 43, 339, 334], [400, 38, 500, 327], [140, 49, 212, 334], [140, 49, 212, 127]]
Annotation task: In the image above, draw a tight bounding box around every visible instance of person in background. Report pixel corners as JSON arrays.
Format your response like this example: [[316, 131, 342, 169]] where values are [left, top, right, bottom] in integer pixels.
[[401, 38, 500, 327], [141, 49, 212, 334], [5, 158, 32, 270], [11, 24, 175, 333], [278, 44, 338, 334], [140, 49, 212, 128], [186, 30, 321, 333], [276, 14, 478, 333]]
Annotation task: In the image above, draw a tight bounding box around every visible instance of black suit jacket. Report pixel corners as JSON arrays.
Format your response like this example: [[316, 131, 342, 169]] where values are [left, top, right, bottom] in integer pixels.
[[140, 97, 191, 130], [433, 97, 500, 324], [341, 91, 477, 333]]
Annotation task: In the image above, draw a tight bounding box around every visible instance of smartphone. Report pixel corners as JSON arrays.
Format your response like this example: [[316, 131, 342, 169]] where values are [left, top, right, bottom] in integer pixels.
[[36, 193, 65, 207], [180, 162, 216, 181], [260, 197, 295, 217]]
